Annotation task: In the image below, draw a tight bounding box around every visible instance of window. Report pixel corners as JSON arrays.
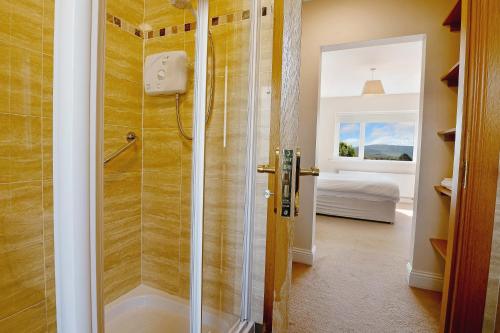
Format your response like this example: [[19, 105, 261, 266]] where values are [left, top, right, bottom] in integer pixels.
[[364, 122, 415, 161], [336, 117, 416, 162], [339, 123, 360, 157]]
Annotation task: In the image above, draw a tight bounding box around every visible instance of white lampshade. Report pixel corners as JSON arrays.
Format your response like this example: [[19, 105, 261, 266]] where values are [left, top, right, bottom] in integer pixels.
[[362, 79, 385, 95]]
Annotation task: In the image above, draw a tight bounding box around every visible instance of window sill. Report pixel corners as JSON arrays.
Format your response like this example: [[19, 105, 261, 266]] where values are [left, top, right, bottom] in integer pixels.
[[329, 157, 417, 165]]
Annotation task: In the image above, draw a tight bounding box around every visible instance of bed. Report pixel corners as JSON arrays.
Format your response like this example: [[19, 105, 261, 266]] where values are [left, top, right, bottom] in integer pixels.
[[316, 172, 400, 223]]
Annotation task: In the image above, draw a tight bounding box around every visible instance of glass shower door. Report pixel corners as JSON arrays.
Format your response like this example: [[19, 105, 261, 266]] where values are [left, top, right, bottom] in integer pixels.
[[199, 0, 262, 331]]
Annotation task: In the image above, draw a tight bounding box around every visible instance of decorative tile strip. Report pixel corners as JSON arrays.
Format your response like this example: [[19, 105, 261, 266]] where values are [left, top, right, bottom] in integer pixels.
[[106, 7, 269, 41], [106, 13, 143, 38]]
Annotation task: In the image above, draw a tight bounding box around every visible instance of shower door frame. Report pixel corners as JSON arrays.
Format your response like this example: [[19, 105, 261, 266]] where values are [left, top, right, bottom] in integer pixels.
[[192, 0, 263, 331]]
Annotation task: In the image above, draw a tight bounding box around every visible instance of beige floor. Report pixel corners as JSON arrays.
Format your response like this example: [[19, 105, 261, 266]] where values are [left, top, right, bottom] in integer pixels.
[[290, 204, 442, 333]]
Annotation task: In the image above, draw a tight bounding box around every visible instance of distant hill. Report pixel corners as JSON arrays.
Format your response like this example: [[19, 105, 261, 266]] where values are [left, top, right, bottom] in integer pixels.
[[364, 144, 414, 161]]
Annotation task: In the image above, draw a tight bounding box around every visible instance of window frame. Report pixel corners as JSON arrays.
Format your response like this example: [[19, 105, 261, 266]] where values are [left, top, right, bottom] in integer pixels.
[[333, 111, 419, 163]]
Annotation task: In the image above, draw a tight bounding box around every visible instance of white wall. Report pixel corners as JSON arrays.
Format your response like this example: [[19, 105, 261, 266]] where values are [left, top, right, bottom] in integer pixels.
[[317, 94, 420, 199], [297, 0, 459, 289]]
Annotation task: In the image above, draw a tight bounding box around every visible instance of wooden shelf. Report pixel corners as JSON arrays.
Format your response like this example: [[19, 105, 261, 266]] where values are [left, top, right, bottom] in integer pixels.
[[438, 128, 456, 141], [441, 62, 460, 87], [443, 0, 462, 32], [430, 238, 448, 260], [435, 185, 452, 197]]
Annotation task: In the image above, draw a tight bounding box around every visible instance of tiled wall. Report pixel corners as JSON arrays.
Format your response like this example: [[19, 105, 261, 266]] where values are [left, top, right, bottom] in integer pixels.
[[0, 0, 56, 331], [103, 0, 144, 304], [140, 8, 192, 298]]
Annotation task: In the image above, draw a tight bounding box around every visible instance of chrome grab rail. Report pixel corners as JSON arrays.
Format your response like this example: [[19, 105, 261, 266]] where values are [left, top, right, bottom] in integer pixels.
[[104, 132, 137, 166]]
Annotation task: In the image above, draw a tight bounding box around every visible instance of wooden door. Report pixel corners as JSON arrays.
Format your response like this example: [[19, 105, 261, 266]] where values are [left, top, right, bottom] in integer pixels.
[[261, 0, 303, 332], [441, 0, 500, 331]]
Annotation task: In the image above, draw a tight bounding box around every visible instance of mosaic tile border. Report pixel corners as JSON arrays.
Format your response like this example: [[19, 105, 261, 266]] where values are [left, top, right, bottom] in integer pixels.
[[106, 7, 269, 40], [106, 13, 144, 38]]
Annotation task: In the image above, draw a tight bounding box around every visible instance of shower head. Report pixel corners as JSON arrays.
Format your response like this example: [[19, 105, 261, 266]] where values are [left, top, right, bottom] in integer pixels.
[[170, 0, 192, 10], [170, 0, 197, 20]]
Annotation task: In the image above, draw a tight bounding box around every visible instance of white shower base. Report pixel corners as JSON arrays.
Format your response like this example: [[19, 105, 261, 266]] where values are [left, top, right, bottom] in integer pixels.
[[105, 285, 237, 333]]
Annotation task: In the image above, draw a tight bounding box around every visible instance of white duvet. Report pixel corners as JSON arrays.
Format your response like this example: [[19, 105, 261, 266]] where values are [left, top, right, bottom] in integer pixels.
[[317, 172, 400, 203]]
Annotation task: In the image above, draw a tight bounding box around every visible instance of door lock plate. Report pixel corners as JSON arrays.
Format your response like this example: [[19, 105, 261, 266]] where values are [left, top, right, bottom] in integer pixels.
[[281, 149, 294, 217]]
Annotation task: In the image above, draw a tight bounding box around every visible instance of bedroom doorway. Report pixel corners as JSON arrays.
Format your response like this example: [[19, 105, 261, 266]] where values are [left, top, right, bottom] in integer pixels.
[[290, 35, 445, 332]]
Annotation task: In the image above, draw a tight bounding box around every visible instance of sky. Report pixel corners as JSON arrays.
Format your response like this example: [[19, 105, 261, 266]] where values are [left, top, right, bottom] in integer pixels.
[[365, 122, 415, 146], [339, 123, 360, 147], [339, 122, 415, 147]]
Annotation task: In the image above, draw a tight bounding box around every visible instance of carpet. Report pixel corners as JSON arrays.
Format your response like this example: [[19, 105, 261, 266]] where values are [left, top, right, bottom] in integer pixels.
[[289, 205, 442, 333]]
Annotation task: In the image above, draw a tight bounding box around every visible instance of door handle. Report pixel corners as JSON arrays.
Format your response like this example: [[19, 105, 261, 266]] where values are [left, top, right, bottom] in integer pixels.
[[257, 165, 275, 174], [295, 150, 320, 216], [300, 167, 320, 177], [257, 148, 280, 213]]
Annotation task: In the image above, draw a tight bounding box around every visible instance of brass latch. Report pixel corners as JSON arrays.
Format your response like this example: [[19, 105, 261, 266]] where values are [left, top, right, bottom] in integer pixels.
[[257, 148, 280, 213], [257, 165, 276, 174], [300, 167, 320, 177]]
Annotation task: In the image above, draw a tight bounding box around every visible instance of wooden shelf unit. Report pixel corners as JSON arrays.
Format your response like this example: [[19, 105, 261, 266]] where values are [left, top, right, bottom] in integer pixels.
[[438, 128, 456, 141], [435, 185, 452, 197], [430, 238, 448, 260], [443, 0, 462, 32], [441, 62, 460, 87]]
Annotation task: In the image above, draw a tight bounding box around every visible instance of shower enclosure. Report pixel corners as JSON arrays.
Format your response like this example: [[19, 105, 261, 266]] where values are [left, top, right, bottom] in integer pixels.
[[0, 0, 397, 330], [97, 0, 274, 331], [0, 0, 273, 331]]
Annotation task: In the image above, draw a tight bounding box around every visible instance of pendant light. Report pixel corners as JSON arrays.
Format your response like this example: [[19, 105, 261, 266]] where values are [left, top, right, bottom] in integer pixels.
[[362, 68, 385, 95]]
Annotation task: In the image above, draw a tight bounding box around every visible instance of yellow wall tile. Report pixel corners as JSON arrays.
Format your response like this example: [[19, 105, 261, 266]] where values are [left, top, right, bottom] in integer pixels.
[[10, 0, 43, 52], [0, 300, 47, 332], [142, 254, 180, 294], [0, 1, 10, 43], [9, 47, 42, 117], [0, 182, 43, 250], [43, 0, 54, 56], [0, 114, 11, 183], [104, 77, 143, 128], [0, 0, 56, 329], [9, 115, 42, 182], [145, 0, 184, 30], [105, 25, 143, 83], [43, 180, 56, 333], [42, 54, 53, 118], [0, 211, 44, 320], [0, 42, 9, 115], [142, 129, 182, 173], [108, 0, 144, 27], [42, 117, 52, 180], [103, 171, 142, 303]]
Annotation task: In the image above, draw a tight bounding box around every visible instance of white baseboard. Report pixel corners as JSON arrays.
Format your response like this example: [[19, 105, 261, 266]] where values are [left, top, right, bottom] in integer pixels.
[[399, 197, 414, 204], [406, 262, 443, 292], [292, 246, 316, 266]]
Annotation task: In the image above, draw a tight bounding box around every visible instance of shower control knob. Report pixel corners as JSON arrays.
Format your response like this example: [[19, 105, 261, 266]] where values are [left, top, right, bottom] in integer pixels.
[[157, 69, 166, 80], [264, 189, 274, 199]]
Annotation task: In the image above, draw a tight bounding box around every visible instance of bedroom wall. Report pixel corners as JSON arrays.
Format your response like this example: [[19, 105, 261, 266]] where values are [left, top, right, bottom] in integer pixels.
[[298, 0, 459, 288], [317, 93, 420, 200]]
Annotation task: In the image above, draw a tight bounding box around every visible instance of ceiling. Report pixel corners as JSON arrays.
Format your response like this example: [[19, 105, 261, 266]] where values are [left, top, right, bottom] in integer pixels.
[[320, 40, 424, 97]]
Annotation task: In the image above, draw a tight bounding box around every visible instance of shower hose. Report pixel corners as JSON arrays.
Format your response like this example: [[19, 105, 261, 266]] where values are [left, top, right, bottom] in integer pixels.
[[176, 31, 215, 141]]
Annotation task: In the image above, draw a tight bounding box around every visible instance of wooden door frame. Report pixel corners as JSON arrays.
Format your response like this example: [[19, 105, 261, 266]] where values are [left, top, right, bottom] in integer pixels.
[[441, 0, 500, 332], [262, 0, 303, 332], [262, 0, 283, 330]]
